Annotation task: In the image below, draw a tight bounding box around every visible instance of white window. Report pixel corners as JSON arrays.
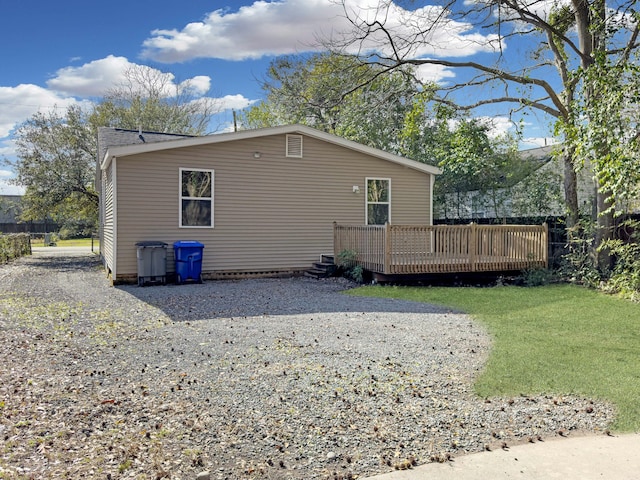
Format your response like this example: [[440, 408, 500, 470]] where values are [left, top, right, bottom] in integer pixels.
[[286, 134, 303, 158], [180, 168, 213, 228], [366, 178, 390, 225]]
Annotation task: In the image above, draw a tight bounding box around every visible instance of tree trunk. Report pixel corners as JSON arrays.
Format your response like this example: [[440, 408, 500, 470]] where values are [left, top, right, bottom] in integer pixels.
[[562, 147, 579, 229], [595, 185, 614, 272]]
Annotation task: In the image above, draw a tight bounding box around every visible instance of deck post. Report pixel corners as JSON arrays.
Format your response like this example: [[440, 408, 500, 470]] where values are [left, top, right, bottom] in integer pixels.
[[384, 222, 391, 274], [469, 222, 477, 272]]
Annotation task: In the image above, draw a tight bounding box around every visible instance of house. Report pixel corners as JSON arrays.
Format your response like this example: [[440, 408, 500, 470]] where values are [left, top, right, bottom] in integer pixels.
[[98, 124, 441, 284]]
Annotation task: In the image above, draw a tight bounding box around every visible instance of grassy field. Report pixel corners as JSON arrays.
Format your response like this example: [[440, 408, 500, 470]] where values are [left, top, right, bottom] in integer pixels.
[[31, 237, 98, 248], [347, 283, 640, 432]]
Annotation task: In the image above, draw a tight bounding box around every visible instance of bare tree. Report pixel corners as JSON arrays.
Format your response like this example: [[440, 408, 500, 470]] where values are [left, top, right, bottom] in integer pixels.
[[91, 65, 223, 135]]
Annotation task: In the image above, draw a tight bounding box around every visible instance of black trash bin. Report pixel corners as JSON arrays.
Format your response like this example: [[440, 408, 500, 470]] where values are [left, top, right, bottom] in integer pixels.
[[135, 241, 168, 286], [173, 240, 204, 284]]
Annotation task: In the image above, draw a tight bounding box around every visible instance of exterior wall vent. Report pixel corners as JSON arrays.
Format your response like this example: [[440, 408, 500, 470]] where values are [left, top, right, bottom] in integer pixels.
[[286, 134, 303, 158]]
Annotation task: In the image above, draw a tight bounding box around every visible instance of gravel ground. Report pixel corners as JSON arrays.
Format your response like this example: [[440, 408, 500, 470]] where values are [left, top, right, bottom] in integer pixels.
[[0, 249, 614, 480]]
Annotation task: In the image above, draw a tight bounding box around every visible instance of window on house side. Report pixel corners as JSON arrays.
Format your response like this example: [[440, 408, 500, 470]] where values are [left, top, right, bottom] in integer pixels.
[[180, 168, 213, 227], [366, 178, 390, 225]]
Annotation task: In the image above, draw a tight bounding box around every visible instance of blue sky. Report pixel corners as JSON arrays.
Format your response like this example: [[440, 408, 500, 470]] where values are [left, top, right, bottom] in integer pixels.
[[0, 0, 556, 194]]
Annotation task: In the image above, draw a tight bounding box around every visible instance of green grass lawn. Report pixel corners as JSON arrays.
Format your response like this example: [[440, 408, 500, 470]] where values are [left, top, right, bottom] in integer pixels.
[[31, 237, 98, 248], [347, 283, 640, 432]]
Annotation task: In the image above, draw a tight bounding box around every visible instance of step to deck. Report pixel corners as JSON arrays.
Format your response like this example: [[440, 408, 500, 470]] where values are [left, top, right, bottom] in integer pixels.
[[304, 256, 337, 279]]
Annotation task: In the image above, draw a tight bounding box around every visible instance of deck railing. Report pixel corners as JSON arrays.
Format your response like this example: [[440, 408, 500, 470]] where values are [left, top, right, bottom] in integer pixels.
[[334, 223, 548, 275]]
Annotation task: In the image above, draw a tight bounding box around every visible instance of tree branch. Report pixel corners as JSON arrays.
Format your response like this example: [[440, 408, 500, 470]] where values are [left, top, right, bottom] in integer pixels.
[[400, 58, 568, 119]]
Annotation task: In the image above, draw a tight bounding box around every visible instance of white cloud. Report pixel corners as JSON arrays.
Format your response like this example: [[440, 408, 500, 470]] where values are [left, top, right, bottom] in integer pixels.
[[142, 0, 339, 62], [0, 139, 16, 158], [180, 76, 211, 96], [0, 171, 24, 196], [0, 84, 82, 138], [443, 115, 516, 139], [414, 63, 457, 84], [46, 55, 214, 99], [0, 179, 24, 196], [46, 55, 134, 97], [344, 1, 501, 60], [141, 0, 498, 62], [476, 116, 514, 138], [214, 94, 255, 111]]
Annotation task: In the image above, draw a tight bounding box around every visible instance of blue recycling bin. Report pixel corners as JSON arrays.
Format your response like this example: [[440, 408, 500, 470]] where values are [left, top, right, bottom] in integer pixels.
[[173, 241, 204, 284]]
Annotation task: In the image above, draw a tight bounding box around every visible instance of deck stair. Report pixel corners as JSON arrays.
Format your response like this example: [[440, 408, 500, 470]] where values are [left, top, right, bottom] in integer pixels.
[[304, 255, 337, 279]]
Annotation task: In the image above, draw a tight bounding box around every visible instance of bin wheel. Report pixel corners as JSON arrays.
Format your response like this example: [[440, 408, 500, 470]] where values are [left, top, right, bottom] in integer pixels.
[[198, 274, 203, 284], [177, 274, 182, 284]]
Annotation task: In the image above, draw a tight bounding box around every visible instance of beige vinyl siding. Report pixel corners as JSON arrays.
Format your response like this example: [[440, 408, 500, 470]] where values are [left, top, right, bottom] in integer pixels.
[[101, 162, 115, 273], [113, 133, 432, 279]]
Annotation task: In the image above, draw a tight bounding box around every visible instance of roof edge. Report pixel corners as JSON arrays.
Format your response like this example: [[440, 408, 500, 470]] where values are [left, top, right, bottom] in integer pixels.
[[101, 124, 441, 175]]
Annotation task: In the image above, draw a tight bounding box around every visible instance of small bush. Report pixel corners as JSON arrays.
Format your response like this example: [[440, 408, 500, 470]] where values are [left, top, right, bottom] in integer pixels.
[[519, 267, 555, 286], [336, 249, 364, 283], [600, 220, 640, 301], [560, 219, 602, 288], [0, 234, 31, 263]]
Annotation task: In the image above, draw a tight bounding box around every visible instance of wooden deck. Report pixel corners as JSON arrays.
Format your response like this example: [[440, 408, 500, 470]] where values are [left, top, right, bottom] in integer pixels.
[[333, 223, 548, 275]]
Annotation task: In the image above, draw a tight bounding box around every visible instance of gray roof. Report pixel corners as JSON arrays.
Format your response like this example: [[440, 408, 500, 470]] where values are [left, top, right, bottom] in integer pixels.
[[96, 127, 195, 165]]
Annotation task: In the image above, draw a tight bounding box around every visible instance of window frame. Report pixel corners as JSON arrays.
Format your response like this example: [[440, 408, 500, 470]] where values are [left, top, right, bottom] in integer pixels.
[[365, 177, 391, 225], [179, 167, 214, 228]]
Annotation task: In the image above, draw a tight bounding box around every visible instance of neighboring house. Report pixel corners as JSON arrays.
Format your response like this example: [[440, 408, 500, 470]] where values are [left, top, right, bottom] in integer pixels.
[[434, 145, 595, 221], [99, 124, 441, 284]]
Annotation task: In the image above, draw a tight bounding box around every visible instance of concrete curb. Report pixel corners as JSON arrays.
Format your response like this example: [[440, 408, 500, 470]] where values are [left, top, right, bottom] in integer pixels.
[[364, 433, 640, 480]]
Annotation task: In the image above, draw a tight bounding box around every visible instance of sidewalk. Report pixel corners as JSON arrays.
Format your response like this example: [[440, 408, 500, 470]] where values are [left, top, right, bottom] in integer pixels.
[[364, 433, 640, 480]]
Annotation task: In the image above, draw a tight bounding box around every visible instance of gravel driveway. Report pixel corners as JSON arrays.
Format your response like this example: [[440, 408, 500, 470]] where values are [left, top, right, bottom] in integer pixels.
[[0, 249, 613, 480]]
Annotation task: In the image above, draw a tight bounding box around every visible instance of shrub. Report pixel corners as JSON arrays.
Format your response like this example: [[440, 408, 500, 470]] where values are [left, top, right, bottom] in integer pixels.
[[600, 220, 640, 301], [336, 249, 364, 283], [0, 234, 31, 263], [519, 267, 555, 286], [560, 219, 602, 288]]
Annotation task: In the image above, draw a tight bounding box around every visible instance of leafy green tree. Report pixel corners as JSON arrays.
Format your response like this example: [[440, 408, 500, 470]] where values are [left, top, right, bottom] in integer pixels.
[[431, 118, 535, 220], [510, 164, 564, 219], [565, 59, 640, 218], [566, 58, 640, 286], [242, 53, 432, 154], [9, 105, 98, 231]]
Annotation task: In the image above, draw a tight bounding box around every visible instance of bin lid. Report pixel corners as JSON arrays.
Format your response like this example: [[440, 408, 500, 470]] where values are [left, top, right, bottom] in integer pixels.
[[135, 241, 168, 247], [173, 240, 204, 248]]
